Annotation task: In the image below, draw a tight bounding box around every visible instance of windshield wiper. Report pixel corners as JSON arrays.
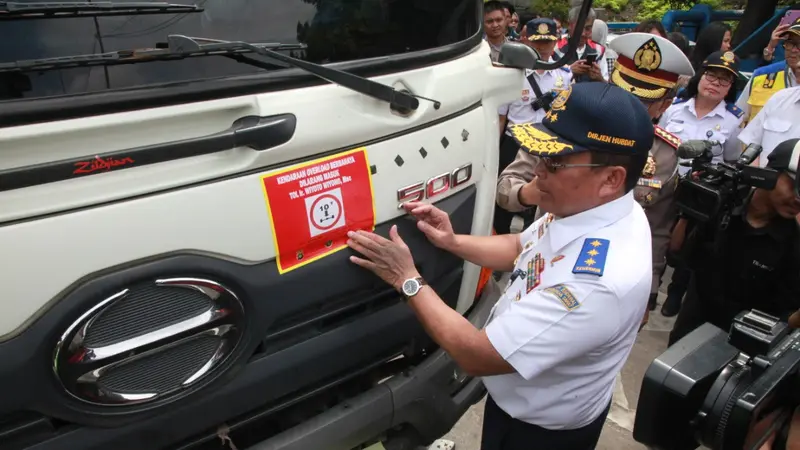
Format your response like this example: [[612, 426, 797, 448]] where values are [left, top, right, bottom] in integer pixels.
[[0, 41, 306, 72], [0, 35, 438, 112], [0, 1, 202, 20], [165, 35, 436, 112]]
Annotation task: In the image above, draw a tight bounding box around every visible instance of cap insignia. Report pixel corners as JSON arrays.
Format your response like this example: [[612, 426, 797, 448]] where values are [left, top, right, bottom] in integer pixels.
[[722, 51, 735, 63], [537, 23, 549, 35], [633, 38, 662, 72]]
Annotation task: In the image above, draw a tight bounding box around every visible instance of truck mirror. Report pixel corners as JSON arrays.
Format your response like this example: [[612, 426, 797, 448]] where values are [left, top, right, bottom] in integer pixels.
[[497, 42, 541, 69]]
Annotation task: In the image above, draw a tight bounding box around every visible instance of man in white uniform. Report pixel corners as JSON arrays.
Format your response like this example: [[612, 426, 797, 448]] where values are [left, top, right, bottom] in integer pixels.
[[345, 82, 654, 449], [495, 17, 573, 235], [738, 85, 800, 167]]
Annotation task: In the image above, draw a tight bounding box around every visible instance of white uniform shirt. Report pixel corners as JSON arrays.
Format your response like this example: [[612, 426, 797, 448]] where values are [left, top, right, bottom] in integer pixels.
[[658, 97, 745, 175], [498, 66, 573, 131], [482, 192, 652, 430], [737, 86, 800, 167]]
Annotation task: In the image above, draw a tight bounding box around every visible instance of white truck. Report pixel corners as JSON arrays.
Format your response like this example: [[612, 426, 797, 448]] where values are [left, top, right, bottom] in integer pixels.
[[0, 0, 548, 448]]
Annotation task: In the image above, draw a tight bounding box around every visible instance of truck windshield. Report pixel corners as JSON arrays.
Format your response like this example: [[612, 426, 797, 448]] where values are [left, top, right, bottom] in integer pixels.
[[0, 0, 479, 101]]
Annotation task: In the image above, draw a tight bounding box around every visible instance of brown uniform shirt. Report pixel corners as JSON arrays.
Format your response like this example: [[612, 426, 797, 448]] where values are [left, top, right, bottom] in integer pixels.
[[495, 126, 682, 294]]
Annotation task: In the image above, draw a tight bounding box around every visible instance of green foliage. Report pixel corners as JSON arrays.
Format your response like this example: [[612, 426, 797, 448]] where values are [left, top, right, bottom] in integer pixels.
[[594, 0, 630, 13], [529, 0, 568, 20]]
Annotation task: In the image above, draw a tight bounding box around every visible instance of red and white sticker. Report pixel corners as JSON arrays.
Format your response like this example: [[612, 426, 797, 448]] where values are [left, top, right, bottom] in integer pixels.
[[260, 148, 375, 274]]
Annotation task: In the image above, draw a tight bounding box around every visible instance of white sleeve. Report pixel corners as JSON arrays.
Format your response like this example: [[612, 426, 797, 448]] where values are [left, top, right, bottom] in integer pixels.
[[735, 79, 753, 119], [737, 103, 768, 147], [657, 105, 677, 128], [498, 103, 510, 116], [599, 54, 609, 81], [723, 118, 745, 162], [485, 281, 619, 380]]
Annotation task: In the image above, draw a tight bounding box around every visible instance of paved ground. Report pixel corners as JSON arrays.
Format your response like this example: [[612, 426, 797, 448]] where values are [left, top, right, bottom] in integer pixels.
[[439, 269, 679, 450]]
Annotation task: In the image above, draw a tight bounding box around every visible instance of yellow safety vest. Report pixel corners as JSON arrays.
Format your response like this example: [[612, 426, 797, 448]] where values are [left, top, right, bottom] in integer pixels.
[[746, 68, 788, 124]]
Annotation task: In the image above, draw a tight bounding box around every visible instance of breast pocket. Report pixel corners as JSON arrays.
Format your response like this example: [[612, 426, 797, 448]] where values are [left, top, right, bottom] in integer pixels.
[[763, 118, 792, 136], [665, 123, 684, 136]]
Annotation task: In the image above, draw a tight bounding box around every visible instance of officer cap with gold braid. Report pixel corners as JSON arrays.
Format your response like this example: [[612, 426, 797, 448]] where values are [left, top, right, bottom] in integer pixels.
[[609, 32, 695, 102], [508, 82, 654, 157]]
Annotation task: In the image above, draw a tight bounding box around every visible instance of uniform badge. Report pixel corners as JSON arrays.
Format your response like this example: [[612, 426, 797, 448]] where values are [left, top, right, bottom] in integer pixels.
[[706, 130, 713, 138], [537, 23, 549, 35], [642, 155, 657, 178], [714, 124, 721, 131], [513, 255, 520, 266], [555, 75, 564, 89], [514, 290, 522, 302], [544, 284, 580, 311], [721, 51, 735, 64], [526, 253, 545, 293], [644, 192, 654, 205], [633, 38, 663, 72], [524, 240, 533, 251], [572, 238, 610, 276], [637, 178, 662, 189], [550, 255, 565, 266]]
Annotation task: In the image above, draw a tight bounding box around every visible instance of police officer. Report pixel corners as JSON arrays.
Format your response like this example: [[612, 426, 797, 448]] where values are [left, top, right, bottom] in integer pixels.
[[346, 82, 655, 450], [736, 18, 800, 125], [495, 17, 572, 235], [497, 33, 695, 327]]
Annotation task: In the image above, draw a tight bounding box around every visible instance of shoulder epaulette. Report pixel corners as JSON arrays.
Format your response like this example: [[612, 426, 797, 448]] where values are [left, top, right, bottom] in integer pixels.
[[726, 103, 744, 118], [672, 96, 689, 105], [654, 126, 680, 149], [559, 65, 571, 73]]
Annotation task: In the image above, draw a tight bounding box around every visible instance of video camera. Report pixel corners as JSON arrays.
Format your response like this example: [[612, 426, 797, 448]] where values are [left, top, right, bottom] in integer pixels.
[[634, 309, 800, 450], [674, 141, 779, 224]]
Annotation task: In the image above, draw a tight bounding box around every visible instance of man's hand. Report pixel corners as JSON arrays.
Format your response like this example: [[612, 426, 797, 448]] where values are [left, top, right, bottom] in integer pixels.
[[570, 60, 590, 75], [518, 177, 542, 207], [403, 202, 457, 251], [587, 62, 603, 81], [347, 226, 420, 292], [769, 24, 791, 50]]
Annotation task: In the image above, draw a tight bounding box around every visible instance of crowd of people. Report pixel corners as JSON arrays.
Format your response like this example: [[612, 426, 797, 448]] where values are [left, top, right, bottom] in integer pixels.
[[345, 3, 800, 449]]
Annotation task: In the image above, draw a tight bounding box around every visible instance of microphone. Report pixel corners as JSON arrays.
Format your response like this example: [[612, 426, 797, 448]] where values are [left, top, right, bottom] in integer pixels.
[[676, 140, 714, 160], [737, 144, 763, 166]]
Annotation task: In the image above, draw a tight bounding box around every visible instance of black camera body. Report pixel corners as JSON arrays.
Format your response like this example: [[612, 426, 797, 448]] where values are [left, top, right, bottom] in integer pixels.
[[674, 142, 779, 224], [634, 310, 800, 450]]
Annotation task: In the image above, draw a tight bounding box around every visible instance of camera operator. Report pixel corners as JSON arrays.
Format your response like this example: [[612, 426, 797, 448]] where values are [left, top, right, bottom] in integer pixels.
[[668, 138, 800, 346]]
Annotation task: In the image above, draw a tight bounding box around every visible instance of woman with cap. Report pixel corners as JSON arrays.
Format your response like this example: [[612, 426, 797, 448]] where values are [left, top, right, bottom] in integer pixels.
[[656, 51, 746, 317]]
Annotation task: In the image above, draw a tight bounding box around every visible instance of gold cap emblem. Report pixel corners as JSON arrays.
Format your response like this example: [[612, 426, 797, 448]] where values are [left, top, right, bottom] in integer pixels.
[[537, 23, 550, 35], [633, 38, 662, 72], [721, 51, 735, 63]]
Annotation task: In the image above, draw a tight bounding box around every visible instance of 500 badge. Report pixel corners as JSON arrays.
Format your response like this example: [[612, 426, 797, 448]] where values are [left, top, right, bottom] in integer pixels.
[[396, 163, 473, 208]]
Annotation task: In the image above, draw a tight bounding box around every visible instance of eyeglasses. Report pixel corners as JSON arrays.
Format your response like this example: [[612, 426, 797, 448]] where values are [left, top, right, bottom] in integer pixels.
[[702, 72, 734, 87], [784, 41, 800, 52], [537, 157, 606, 173]]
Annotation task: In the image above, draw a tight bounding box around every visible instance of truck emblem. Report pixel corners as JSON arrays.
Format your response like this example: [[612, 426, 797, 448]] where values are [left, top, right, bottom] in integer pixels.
[[396, 163, 472, 208]]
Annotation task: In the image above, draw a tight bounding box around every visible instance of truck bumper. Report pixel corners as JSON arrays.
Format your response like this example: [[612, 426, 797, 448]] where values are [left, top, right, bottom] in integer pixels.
[[247, 278, 501, 450]]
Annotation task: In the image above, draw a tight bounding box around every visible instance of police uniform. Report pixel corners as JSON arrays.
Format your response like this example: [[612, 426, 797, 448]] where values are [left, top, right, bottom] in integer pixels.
[[738, 86, 800, 168], [482, 82, 654, 450], [735, 20, 800, 125], [495, 19, 572, 235], [607, 33, 694, 314], [659, 51, 745, 176]]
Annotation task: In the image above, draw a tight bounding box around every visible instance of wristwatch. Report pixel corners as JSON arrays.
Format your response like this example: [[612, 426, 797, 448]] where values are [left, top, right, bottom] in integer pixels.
[[763, 46, 775, 60], [400, 277, 427, 300]]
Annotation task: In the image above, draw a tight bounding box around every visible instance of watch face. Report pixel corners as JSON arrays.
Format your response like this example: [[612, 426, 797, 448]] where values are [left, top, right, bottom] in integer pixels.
[[402, 279, 419, 297]]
